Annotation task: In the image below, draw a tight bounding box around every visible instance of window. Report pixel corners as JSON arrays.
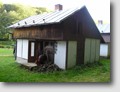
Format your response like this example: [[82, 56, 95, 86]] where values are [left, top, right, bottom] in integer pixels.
[[31, 42, 35, 57]]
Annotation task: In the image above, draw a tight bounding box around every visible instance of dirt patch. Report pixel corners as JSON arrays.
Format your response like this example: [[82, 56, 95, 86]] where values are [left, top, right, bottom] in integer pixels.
[[32, 62, 63, 73]]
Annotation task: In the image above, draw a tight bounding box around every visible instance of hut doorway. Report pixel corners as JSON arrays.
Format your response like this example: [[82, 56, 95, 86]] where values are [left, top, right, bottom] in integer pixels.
[[36, 41, 55, 65], [28, 41, 36, 63]]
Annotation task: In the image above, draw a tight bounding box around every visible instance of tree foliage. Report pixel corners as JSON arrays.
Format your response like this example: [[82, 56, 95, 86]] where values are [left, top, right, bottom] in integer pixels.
[[0, 1, 48, 39]]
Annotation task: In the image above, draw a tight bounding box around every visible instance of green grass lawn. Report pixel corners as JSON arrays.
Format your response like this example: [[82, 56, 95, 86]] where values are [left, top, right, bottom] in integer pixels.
[[0, 48, 110, 82], [0, 56, 110, 82], [0, 48, 13, 56]]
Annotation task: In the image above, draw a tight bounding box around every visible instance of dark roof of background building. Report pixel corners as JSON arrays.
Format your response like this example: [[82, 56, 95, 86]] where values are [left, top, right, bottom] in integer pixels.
[[8, 6, 85, 28], [97, 23, 110, 43], [101, 33, 110, 43]]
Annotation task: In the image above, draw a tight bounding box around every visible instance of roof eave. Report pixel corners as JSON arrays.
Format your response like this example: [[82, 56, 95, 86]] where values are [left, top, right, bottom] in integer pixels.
[[8, 21, 60, 29]]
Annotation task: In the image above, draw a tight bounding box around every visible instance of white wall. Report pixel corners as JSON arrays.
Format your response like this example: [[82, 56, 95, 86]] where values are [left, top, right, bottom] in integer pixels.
[[54, 41, 66, 69], [22, 40, 28, 59], [17, 39, 22, 57], [100, 44, 108, 57], [17, 57, 28, 64], [17, 39, 28, 60]]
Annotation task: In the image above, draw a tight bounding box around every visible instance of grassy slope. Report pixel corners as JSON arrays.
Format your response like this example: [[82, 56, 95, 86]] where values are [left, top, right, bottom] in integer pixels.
[[0, 48, 110, 82]]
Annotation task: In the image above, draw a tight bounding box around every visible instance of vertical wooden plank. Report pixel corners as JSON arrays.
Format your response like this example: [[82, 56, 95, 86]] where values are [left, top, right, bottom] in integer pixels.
[[90, 39, 96, 63], [77, 37, 85, 65], [84, 38, 91, 64], [108, 43, 110, 57], [67, 41, 77, 68], [65, 41, 68, 69], [95, 39, 100, 61]]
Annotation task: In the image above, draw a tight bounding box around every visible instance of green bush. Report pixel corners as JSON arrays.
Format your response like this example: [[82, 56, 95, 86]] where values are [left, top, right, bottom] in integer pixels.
[[0, 40, 14, 48]]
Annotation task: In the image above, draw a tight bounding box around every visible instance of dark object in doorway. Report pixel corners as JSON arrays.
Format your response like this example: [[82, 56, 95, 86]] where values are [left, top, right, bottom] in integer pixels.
[[36, 54, 47, 66]]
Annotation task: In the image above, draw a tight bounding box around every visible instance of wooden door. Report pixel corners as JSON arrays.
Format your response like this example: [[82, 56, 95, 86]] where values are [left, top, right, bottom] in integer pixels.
[[28, 41, 36, 63]]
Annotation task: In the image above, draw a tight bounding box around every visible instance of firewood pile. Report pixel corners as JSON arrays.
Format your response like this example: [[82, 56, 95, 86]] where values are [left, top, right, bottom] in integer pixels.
[[32, 62, 63, 72]]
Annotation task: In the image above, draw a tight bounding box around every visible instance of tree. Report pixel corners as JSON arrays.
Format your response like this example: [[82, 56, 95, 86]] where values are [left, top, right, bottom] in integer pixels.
[[0, 2, 49, 39], [0, 11, 13, 39], [34, 7, 49, 14], [0, 2, 11, 39]]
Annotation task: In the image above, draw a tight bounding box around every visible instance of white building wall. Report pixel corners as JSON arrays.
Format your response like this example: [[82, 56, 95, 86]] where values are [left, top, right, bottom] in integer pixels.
[[54, 41, 66, 69], [17, 57, 28, 64], [22, 40, 28, 59], [16, 39, 28, 64], [100, 44, 108, 57], [17, 39, 22, 58]]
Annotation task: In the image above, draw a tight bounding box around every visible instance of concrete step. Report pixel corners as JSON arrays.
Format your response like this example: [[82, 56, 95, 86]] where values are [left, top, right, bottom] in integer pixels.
[[21, 63, 37, 70]]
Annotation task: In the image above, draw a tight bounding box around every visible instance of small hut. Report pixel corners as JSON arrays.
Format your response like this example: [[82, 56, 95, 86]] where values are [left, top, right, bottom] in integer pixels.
[[8, 4, 103, 69]]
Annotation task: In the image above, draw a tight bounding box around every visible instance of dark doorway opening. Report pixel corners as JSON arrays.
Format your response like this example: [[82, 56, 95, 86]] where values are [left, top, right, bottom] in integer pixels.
[[35, 41, 55, 65]]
